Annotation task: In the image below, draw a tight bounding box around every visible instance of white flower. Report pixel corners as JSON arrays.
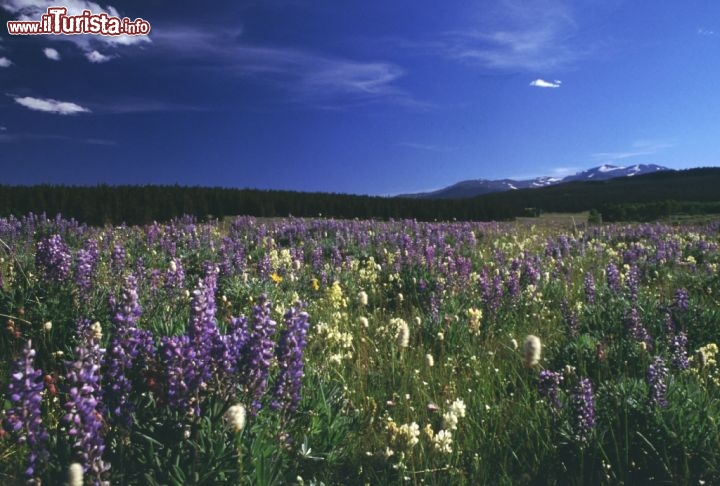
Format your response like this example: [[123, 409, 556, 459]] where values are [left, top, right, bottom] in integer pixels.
[[433, 429, 453, 454], [443, 411, 459, 430], [398, 422, 420, 447], [43, 321, 52, 332], [89, 321, 103, 341], [358, 290, 368, 306], [425, 353, 435, 368], [225, 404, 247, 433], [523, 335, 542, 367], [68, 462, 83, 486], [394, 318, 410, 348], [450, 398, 466, 418]]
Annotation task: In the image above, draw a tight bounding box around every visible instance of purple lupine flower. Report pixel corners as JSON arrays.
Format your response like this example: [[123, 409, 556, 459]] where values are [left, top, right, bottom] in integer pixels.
[[64, 330, 110, 485], [241, 295, 277, 414], [626, 265, 640, 302], [331, 246, 343, 269], [584, 273, 596, 304], [218, 238, 235, 276], [538, 370, 563, 410], [674, 288, 690, 312], [671, 332, 689, 371], [75, 239, 99, 300], [188, 268, 219, 345], [571, 377, 596, 443], [625, 307, 653, 348], [36, 234, 72, 282], [506, 270, 521, 299], [224, 315, 250, 375], [164, 257, 185, 293], [521, 256, 541, 286], [647, 356, 669, 407], [5, 340, 49, 482], [561, 300, 579, 336], [257, 253, 272, 280], [134, 257, 146, 281], [187, 269, 223, 383], [111, 243, 126, 274], [104, 275, 155, 429], [159, 335, 203, 417], [271, 302, 310, 412], [606, 262, 621, 293], [663, 312, 676, 335], [311, 246, 324, 272], [145, 222, 161, 246]]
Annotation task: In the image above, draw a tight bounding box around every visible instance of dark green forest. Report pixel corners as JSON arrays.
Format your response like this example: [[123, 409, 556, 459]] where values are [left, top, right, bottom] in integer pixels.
[[1, 167, 719, 225]]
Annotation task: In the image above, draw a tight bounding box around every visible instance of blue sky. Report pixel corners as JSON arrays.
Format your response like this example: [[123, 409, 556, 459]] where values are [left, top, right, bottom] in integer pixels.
[[1, 0, 719, 195]]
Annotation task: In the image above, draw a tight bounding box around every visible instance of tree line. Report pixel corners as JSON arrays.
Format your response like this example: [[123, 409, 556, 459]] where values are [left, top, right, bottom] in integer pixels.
[[0, 168, 718, 225]]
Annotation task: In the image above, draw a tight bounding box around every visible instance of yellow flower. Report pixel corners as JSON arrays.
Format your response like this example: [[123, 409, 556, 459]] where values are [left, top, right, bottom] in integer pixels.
[[270, 272, 283, 284], [311, 278, 320, 291]]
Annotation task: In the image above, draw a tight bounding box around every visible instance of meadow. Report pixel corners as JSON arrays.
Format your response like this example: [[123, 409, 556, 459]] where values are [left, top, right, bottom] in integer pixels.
[[0, 213, 719, 485]]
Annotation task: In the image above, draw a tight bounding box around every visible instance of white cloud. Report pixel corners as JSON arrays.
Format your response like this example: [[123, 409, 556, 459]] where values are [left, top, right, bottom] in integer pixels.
[[43, 47, 60, 61], [698, 28, 715, 36], [529, 78, 561, 88], [85, 50, 112, 63], [0, 57, 12, 67], [13, 96, 91, 115], [0, 125, 7, 131]]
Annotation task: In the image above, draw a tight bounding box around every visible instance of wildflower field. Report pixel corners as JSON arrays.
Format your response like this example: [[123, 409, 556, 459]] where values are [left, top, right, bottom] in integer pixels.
[[1, 214, 720, 485]]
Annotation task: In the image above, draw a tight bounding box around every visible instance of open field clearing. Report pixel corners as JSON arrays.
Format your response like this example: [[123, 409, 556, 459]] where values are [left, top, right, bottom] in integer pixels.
[[1, 214, 719, 484]]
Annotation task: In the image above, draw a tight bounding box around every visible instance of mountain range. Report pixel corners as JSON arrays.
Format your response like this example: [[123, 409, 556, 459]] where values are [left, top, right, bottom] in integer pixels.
[[401, 164, 670, 199]]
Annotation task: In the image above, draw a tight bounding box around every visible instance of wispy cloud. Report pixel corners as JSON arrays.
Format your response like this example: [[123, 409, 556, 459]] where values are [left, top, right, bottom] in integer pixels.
[[0, 57, 12, 67], [698, 28, 716, 36], [13, 96, 91, 115], [85, 50, 112, 63], [98, 98, 206, 114], [43, 47, 60, 61], [592, 140, 673, 162], [383, 0, 597, 74], [439, 0, 585, 71], [151, 26, 423, 109], [396, 142, 458, 152], [529, 78, 561, 88], [0, 132, 115, 145]]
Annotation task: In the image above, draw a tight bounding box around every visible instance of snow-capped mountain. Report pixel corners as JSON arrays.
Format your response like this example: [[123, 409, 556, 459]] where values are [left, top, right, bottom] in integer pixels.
[[561, 164, 668, 182], [400, 164, 670, 199]]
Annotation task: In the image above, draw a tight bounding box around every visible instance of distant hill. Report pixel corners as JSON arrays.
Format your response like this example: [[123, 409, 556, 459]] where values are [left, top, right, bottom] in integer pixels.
[[401, 164, 669, 199]]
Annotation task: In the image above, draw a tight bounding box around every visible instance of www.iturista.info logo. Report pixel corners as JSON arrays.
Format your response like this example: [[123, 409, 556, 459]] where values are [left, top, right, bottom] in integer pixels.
[[7, 6, 150, 36]]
